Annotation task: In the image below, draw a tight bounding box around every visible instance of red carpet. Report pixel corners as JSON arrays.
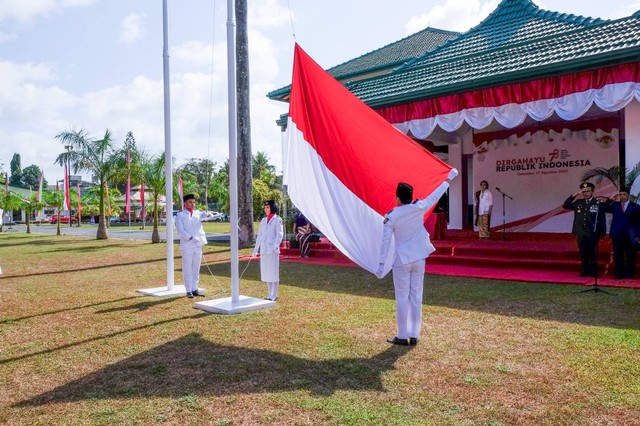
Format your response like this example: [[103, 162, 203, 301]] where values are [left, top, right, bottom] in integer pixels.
[[266, 231, 640, 290]]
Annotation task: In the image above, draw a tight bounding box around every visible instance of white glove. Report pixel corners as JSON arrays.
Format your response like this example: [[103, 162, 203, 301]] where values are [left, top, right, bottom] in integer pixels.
[[448, 168, 458, 181], [252, 250, 258, 257], [375, 263, 385, 279]]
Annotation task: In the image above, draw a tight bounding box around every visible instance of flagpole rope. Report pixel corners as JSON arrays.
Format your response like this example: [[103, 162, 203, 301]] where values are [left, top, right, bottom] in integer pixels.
[[286, 0, 296, 40]]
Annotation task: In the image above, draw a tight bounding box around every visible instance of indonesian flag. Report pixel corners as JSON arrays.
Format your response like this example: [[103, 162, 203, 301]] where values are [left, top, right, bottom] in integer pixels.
[[36, 173, 43, 202], [178, 175, 184, 210], [64, 164, 70, 211], [125, 150, 131, 214], [140, 182, 145, 218], [77, 183, 82, 221], [284, 44, 456, 275]]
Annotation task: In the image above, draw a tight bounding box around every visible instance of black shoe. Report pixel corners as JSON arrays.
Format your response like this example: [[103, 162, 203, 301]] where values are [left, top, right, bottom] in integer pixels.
[[386, 337, 409, 346], [186, 292, 194, 299], [192, 290, 205, 297], [409, 338, 419, 345]]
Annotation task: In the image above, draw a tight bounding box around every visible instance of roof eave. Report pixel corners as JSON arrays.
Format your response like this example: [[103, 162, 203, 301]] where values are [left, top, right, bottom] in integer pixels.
[[365, 53, 640, 109]]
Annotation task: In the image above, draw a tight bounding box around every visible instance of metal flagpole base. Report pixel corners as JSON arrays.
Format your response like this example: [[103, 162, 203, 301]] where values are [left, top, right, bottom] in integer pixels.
[[137, 284, 206, 297], [193, 295, 275, 314]]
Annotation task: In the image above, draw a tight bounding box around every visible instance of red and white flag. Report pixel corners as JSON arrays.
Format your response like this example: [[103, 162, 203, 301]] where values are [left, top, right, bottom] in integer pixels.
[[178, 175, 184, 210], [284, 44, 456, 275], [64, 164, 70, 211], [140, 182, 145, 219], [36, 173, 43, 202], [77, 183, 82, 222], [125, 150, 131, 214]]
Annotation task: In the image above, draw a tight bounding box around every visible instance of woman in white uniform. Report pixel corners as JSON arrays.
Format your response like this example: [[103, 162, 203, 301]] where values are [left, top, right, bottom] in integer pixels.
[[252, 200, 284, 301]]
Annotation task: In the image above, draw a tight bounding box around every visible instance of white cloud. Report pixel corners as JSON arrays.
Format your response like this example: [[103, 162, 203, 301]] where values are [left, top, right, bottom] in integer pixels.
[[249, 0, 292, 28], [405, 0, 500, 33], [0, 0, 97, 23], [0, 31, 17, 42], [119, 12, 146, 44]]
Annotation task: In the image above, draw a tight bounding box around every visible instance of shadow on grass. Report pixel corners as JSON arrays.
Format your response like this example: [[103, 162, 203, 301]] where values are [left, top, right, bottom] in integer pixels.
[[94, 297, 179, 314], [14, 333, 410, 406], [0, 296, 144, 324], [0, 237, 84, 248], [41, 243, 128, 253], [207, 259, 640, 330], [0, 313, 208, 366], [0, 248, 230, 280]]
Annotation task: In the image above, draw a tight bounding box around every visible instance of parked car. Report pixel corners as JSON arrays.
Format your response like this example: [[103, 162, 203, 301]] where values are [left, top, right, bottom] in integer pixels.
[[50, 214, 77, 224], [203, 211, 226, 222]]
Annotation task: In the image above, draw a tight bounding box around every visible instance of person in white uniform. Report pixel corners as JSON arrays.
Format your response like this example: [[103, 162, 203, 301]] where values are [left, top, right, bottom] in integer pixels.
[[174, 194, 212, 298], [377, 171, 456, 346], [252, 200, 284, 301]]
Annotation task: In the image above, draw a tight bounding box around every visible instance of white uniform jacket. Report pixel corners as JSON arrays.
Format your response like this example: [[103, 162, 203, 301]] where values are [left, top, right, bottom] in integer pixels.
[[175, 209, 211, 249], [477, 189, 493, 215], [253, 215, 284, 256], [379, 182, 450, 266]]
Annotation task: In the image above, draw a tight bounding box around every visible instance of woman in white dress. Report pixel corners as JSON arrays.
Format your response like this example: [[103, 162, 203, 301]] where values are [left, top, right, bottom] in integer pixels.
[[252, 200, 284, 301]]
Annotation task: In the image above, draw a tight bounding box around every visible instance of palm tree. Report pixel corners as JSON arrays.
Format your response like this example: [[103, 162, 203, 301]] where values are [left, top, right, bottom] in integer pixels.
[[55, 128, 122, 239], [0, 190, 23, 233], [44, 189, 65, 236], [235, 0, 254, 249], [21, 193, 46, 234], [141, 152, 166, 243]]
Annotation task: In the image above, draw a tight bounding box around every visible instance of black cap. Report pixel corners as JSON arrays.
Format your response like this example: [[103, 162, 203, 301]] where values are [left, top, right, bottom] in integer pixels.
[[620, 186, 631, 194], [183, 193, 195, 202], [396, 182, 413, 204], [580, 182, 595, 192]]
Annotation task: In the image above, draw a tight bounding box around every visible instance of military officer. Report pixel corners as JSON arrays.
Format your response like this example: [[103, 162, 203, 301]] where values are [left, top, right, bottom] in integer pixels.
[[562, 182, 607, 277]]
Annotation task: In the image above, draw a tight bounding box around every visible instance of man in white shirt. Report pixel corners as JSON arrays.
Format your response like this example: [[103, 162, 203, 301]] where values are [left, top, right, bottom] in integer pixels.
[[174, 194, 212, 298], [377, 170, 456, 345]]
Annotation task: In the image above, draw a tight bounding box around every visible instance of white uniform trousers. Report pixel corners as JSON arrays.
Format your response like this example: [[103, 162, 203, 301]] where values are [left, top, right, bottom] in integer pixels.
[[391, 258, 425, 340], [260, 252, 280, 299], [181, 245, 203, 293]]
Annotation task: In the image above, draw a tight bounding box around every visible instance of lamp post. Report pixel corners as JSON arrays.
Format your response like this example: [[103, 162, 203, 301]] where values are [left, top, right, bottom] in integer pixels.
[[65, 145, 72, 228]]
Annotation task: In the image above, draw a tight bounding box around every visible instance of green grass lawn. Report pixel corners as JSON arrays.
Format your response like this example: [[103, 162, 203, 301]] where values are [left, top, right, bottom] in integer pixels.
[[1, 233, 639, 425]]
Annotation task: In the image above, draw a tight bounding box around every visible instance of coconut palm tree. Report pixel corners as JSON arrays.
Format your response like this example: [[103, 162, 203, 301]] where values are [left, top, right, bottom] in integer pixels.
[[236, 0, 254, 249], [141, 152, 166, 243], [44, 189, 65, 236], [20, 193, 46, 234], [55, 128, 122, 239], [0, 190, 23, 233]]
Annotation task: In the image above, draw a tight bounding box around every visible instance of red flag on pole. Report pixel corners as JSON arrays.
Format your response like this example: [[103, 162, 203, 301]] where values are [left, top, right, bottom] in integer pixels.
[[125, 150, 131, 214], [64, 164, 70, 211], [178, 175, 184, 210], [77, 183, 82, 222], [140, 182, 145, 219], [284, 44, 456, 275], [36, 173, 43, 202]]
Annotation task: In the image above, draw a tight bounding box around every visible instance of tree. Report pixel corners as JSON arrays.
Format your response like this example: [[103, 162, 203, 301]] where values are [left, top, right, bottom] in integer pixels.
[[182, 158, 216, 207], [252, 151, 275, 179], [44, 189, 64, 236], [20, 165, 47, 189], [9, 153, 22, 187], [236, 0, 254, 248], [20, 193, 46, 234], [210, 160, 230, 214], [0, 190, 22, 232], [141, 152, 166, 243], [55, 128, 122, 239]]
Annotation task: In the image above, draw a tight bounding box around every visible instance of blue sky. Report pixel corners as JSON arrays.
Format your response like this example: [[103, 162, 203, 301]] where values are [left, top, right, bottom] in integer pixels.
[[1, 0, 638, 184]]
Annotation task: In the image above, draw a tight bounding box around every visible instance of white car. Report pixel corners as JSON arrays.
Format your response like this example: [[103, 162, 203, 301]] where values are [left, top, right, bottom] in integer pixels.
[[203, 211, 225, 222]]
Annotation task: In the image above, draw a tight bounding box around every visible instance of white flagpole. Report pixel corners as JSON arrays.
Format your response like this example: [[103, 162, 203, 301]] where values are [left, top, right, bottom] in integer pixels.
[[193, 0, 274, 313], [138, 0, 182, 297], [227, 0, 240, 302]]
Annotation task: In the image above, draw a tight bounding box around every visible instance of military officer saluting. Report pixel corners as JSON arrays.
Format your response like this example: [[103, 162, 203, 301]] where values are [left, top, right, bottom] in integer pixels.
[[563, 182, 607, 277]]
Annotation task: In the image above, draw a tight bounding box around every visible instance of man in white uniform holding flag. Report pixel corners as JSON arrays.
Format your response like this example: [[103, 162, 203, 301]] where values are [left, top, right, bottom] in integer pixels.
[[377, 170, 456, 345], [175, 194, 212, 298]]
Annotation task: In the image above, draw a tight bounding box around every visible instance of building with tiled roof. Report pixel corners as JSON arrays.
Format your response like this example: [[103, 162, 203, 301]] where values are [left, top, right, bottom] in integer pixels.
[[269, 0, 640, 233]]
